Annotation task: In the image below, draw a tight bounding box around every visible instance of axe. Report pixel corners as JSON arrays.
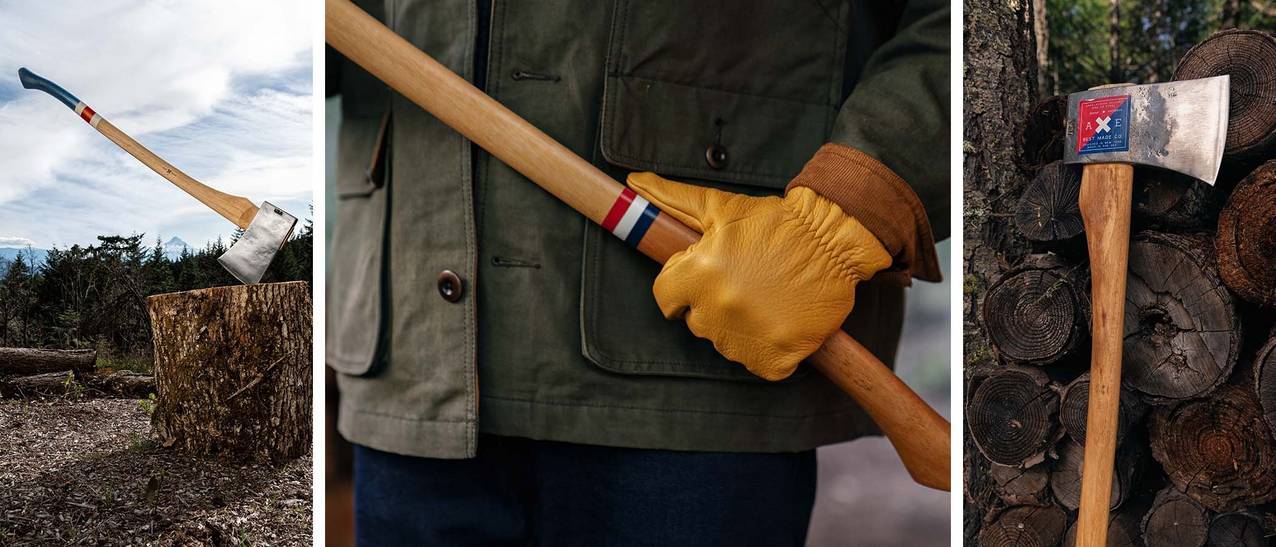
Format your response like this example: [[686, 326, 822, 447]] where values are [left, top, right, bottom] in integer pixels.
[[17, 68, 297, 285], [327, 0, 950, 491], [1064, 78, 1229, 546]]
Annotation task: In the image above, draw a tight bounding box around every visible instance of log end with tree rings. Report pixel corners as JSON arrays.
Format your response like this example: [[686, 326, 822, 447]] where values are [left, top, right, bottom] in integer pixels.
[[1256, 333, 1276, 433], [1049, 438, 1141, 511], [1058, 371, 1147, 447], [1142, 487, 1210, 547], [1216, 161, 1276, 308], [1063, 509, 1142, 547], [1133, 166, 1219, 230], [988, 462, 1049, 506], [1019, 95, 1068, 172], [977, 504, 1067, 547], [1207, 512, 1267, 547], [982, 255, 1089, 365], [1149, 384, 1276, 512], [1174, 29, 1276, 160], [1014, 162, 1083, 242], [967, 366, 1059, 467], [1123, 231, 1240, 404]]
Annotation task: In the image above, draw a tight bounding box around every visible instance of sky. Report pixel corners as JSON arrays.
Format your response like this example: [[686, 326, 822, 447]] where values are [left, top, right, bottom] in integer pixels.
[[0, 1, 312, 251]]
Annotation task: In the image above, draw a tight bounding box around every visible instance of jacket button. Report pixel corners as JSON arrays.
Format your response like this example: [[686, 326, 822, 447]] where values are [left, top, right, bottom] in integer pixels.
[[437, 270, 464, 302], [705, 143, 728, 169]]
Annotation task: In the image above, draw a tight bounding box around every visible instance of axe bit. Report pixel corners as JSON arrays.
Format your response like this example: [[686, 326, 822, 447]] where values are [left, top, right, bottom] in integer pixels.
[[1063, 76, 1229, 546], [18, 68, 297, 285]]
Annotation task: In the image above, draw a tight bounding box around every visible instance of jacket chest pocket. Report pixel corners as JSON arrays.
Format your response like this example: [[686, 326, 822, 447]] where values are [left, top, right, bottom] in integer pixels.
[[581, 0, 848, 381]]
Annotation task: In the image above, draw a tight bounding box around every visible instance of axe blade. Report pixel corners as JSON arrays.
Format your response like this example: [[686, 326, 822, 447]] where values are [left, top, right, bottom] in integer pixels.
[[1064, 76, 1230, 185], [218, 201, 297, 284]]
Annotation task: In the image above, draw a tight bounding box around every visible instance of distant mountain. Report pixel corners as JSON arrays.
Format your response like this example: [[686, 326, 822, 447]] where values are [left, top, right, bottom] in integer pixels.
[[162, 236, 191, 260], [0, 247, 48, 274]]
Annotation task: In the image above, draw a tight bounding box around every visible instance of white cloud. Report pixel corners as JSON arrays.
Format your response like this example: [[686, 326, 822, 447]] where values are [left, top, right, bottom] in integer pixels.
[[0, 237, 37, 248], [0, 0, 312, 248]]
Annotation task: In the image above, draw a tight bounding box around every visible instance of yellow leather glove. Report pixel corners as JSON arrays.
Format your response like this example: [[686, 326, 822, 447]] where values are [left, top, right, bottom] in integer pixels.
[[628, 172, 892, 381]]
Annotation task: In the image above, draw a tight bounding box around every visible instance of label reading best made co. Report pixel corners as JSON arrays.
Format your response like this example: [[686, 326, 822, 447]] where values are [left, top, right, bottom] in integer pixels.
[[1076, 95, 1131, 154]]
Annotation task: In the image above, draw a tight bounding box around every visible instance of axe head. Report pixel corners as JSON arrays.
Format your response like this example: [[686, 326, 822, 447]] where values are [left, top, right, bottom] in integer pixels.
[[1064, 76, 1230, 185], [218, 201, 297, 284]]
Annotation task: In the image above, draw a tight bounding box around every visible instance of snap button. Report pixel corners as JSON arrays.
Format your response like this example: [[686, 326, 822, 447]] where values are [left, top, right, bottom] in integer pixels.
[[705, 143, 728, 169], [437, 270, 463, 302]]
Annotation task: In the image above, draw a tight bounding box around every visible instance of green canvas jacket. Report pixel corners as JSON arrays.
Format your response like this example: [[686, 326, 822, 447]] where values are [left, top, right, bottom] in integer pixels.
[[329, 0, 950, 458]]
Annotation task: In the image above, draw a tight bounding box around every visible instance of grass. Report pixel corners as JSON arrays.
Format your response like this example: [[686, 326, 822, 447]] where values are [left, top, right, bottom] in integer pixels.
[[96, 354, 153, 374]]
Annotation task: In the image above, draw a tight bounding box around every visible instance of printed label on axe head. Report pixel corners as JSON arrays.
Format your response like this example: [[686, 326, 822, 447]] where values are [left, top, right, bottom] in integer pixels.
[[1076, 95, 1131, 154]]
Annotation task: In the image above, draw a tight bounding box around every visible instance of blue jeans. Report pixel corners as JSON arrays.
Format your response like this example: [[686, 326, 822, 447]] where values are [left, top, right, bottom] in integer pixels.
[[354, 436, 816, 546]]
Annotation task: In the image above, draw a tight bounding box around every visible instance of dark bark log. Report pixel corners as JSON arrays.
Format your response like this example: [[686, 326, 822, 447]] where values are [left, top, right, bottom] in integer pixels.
[[1064, 508, 1142, 547], [1207, 512, 1266, 547], [1014, 162, 1083, 242], [1174, 29, 1276, 160], [1020, 97, 1067, 172], [1124, 231, 1240, 404], [1059, 371, 1147, 447], [1049, 438, 1142, 511], [148, 282, 312, 462], [982, 254, 1089, 365], [967, 366, 1060, 467], [0, 348, 95, 374], [1256, 333, 1276, 433], [1149, 384, 1276, 512], [1216, 161, 1276, 308], [0, 370, 153, 399], [977, 504, 1067, 547], [1141, 487, 1210, 547], [988, 462, 1050, 506], [1133, 166, 1220, 231]]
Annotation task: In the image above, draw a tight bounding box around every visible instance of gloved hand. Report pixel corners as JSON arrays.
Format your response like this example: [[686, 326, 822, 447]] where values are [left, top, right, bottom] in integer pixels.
[[627, 172, 892, 381]]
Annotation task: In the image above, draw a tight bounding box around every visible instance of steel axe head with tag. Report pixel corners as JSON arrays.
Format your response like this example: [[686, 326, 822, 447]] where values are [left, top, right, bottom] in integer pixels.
[[18, 67, 296, 284]]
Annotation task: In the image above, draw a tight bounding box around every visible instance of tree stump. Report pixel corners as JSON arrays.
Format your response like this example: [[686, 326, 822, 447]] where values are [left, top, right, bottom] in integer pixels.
[[1174, 29, 1276, 160], [1149, 384, 1276, 512], [1058, 371, 1146, 447], [1216, 161, 1276, 308], [977, 504, 1067, 547], [1133, 166, 1219, 230], [967, 366, 1059, 467], [1049, 438, 1141, 511], [1063, 509, 1142, 547], [988, 463, 1049, 506], [147, 281, 311, 462], [1142, 487, 1209, 547], [1207, 512, 1267, 547], [1124, 231, 1240, 404], [0, 348, 95, 374], [982, 254, 1089, 365], [1256, 333, 1276, 433], [1014, 162, 1083, 242]]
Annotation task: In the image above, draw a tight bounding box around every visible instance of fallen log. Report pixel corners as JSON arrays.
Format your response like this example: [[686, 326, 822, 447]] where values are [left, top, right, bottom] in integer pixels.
[[0, 348, 95, 375], [148, 281, 311, 462], [981, 254, 1089, 365], [0, 370, 153, 399], [1133, 166, 1218, 230], [1064, 508, 1142, 547], [967, 366, 1059, 467], [1256, 333, 1276, 433], [977, 504, 1067, 547], [1216, 161, 1276, 308], [1058, 371, 1146, 447], [1049, 438, 1142, 511], [1019, 95, 1067, 172], [987, 462, 1049, 506], [1207, 512, 1267, 547], [1174, 29, 1276, 160], [1014, 161, 1083, 242], [1141, 487, 1210, 547]]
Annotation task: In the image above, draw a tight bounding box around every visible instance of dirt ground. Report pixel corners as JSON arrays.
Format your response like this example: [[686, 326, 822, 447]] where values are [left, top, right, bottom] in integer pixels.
[[0, 398, 311, 546]]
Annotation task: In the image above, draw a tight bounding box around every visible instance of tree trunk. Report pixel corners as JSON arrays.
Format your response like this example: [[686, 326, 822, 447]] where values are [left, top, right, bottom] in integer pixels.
[[1149, 384, 1276, 512], [0, 348, 95, 374], [981, 254, 1089, 365], [1256, 332, 1276, 433], [1216, 161, 1276, 308], [0, 370, 153, 399], [1033, 0, 1049, 96], [1049, 438, 1142, 511], [1014, 162, 1083, 242], [978, 504, 1067, 547], [1208, 512, 1266, 547], [967, 366, 1059, 467], [1059, 371, 1146, 447], [1109, 0, 1121, 83], [148, 281, 311, 462], [1141, 487, 1209, 547], [1124, 231, 1240, 404], [1064, 508, 1142, 547], [988, 462, 1050, 506], [1174, 30, 1276, 161]]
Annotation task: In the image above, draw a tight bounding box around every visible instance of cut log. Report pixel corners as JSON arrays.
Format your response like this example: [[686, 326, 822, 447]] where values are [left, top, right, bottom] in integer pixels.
[[1049, 438, 1142, 511], [1124, 231, 1240, 404], [988, 462, 1049, 506], [1149, 384, 1276, 512], [1216, 161, 1276, 308], [0, 370, 154, 399], [967, 366, 1060, 467], [1063, 509, 1142, 547], [148, 281, 311, 462], [1256, 333, 1276, 433], [1133, 166, 1219, 230], [1019, 95, 1068, 172], [977, 504, 1067, 547], [1059, 371, 1147, 447], [1174, 29, 1276, 160], [981, 254, 1089, 365], [0, 348, 95, 375], [1014, 162, 1083, 242], [1207, 512, 1266, 547], [1141, 487, 1210, 547]]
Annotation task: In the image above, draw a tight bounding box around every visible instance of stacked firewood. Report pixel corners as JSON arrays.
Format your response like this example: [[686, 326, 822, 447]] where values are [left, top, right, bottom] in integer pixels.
[[966, 29, 1276, 547], [0, 347, 153, 398]]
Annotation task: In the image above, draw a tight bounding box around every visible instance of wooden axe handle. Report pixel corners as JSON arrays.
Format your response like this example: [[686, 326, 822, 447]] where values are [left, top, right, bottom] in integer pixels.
[[327, 0, 950, 491], [1076, 163, 1134, 547]]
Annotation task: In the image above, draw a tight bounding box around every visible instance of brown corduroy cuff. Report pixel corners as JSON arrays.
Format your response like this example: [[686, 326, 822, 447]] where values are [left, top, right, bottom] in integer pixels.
[[786, 143, 942, 285]]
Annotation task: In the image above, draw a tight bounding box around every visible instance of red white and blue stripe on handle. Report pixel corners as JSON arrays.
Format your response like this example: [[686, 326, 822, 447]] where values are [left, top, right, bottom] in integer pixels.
[[17, 67, 101, 128], [602, 187, 660, 247]]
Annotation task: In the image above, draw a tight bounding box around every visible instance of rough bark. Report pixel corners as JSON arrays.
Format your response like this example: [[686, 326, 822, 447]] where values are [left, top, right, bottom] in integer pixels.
[[1063, 509, 1143, 547], [988, 462, 1050, 506], [0, 370, 153, 399], [1216, 160, 1276, 308], [967, 366, 1060, 467], [1149, 384, 1276, 512], [977, 504, 1067, 547], [1049, 438, 1142, 511], [1014, 162, 1082, 242], [1124, 231, 1240, 404], [0, 348, 95, 375], [148, 281, 311, 462], [1174, 29, 1276, 160], [982, 254, 1089, 365], [1141, 487, 1210, 547], [1207, 512, 1267, 547], [1059, 371, 1146, 447], [1256, 333, 1276, 433], [1133, 166, 1219, 231]]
